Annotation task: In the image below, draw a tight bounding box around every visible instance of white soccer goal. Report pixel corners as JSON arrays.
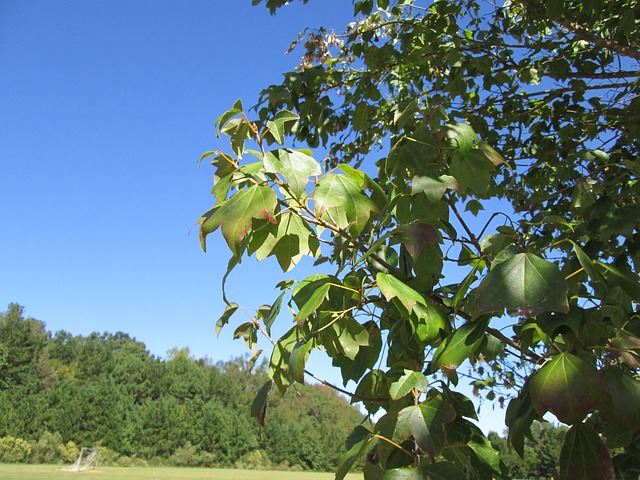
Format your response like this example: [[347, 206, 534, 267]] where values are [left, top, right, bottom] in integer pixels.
[[63, 447, 99, 472]]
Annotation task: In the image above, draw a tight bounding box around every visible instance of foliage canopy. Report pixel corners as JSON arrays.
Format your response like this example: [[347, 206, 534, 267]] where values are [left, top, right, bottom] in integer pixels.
[[199, 1, 640, 478]]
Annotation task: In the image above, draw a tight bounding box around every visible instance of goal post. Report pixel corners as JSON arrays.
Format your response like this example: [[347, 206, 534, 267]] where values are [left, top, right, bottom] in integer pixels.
[[62, 447, 99, 472]]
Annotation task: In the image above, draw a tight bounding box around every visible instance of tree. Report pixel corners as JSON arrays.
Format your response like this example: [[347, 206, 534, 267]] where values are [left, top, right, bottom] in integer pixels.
[[0, 304, 50, 393], [198, 1, 640, 479], [489, 422, 567, 479]]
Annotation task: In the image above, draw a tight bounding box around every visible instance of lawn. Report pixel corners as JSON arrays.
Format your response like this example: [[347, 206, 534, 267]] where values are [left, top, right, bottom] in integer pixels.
[[0, 464, 360, 479]]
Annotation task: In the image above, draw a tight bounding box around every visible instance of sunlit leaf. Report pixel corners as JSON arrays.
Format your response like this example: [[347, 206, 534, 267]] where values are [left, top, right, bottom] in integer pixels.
[[266, 110, 299, 145], [269, 326, 305, 394], [382, 468, 423, 480], [252, 211, 320, 272], [475, 252, 569, 317], [411, 175, 458, 201], [216, 302, 239, 337], [389, 369, 429, 400], [314, 173, 376, 236], [431, 319, 487, 374], [263, 148, 320, 198], [199, 185, 277, 258], [377, 273, 426, 313]]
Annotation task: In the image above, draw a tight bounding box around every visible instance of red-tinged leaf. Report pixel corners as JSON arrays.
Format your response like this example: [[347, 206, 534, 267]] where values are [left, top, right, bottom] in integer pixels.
[[559, 424, 614, 480], [199, 185, 277, 258], [477, 140, 505, 166], [251, 380, 273, 426], [529, 353, 610, 424], [400, 223, 442, 259]]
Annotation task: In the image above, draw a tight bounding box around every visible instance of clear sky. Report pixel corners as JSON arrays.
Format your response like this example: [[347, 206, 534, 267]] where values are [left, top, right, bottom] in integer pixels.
[[1, 0, 507, 433]]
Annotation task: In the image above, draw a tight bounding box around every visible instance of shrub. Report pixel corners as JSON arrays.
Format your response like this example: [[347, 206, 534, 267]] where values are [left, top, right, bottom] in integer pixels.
[[235, 449, 272, 470], [0, 436, 31, 463], [170, 443, 216, 468]]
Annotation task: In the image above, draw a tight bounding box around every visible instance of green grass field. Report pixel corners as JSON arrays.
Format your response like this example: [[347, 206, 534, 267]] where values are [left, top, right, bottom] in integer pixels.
[[0, 464, 361, 479]]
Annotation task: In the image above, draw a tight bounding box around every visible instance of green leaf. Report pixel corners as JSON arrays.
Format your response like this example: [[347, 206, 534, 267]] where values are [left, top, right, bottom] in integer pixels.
[[250, 380, 272, 426], [336, 426, 373, 480], [209, 153, 237, 205], [394, 398, 456, 456], [331, 320, 382, 385], [314, 172, 376, 236], [288, 338, 312, 384], [233, 322, 257, 349], [354, 369, 389, 414], [199, 185, 277, 258], [475, 252, 569, 317], [292, 276, 332, 325], [382, 468, 423, 480], [449, 149, 495, 194], [477, 140, 505, 166], [269, 326, 306, 394], [214, 99, 243, 135], [353, 102, 370, 131], [263, 148, 321, 198], [529, 353, 610, 424], [559, 424, 614, 480], [377, 273, 426, 313], [568, 240, 607, 294], [252, 211, 320, 272], [597, 261, 640, 302], [422, 462, 466, 480], [216, 302, 239, 336], [411, 175, 458, 201], [414, 303, 448, 345], [264, 290, 286, 336], [467, 434, 502, 474], [444, 122, 477, 157], [601, 366, 640, 430], [505, 387, 539, 456], [266, 110, 299, 145], [389, 369, 429, 400], [431, 319, 487, 374]]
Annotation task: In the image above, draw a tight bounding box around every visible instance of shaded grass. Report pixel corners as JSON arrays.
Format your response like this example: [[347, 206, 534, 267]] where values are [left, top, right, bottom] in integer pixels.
[[0, 464, 360, 479]]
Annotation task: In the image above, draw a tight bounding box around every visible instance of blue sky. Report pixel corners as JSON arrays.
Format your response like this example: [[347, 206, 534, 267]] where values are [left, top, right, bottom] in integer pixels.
[[1, 0, 351, 357], [1, 0, 508, 433]]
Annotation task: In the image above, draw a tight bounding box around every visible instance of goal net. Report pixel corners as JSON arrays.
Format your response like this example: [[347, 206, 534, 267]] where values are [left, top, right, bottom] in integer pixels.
[[63, 447, 99, 472]]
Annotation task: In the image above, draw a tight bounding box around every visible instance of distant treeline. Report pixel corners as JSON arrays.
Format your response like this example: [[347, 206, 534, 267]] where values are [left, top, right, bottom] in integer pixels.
[[0, 304, 363, 470]]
